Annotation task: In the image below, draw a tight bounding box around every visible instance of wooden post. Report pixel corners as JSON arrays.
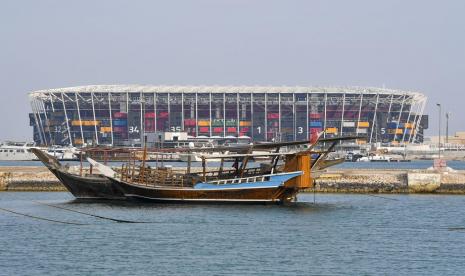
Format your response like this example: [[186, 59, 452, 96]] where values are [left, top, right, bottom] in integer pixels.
[[140, 136, 148, 183], [218, 157, 224, 177], [79, 151, 83, 177], [187, 152, 192, 174], [240, 156, 250, 178], [202, 156, 207, 182]]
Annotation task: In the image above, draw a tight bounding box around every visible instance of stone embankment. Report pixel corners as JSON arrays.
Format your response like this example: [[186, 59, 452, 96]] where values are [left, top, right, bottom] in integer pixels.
[[0, 167, 65, 191], [2, 166, 465, 194], [315, 169, 465, 194]]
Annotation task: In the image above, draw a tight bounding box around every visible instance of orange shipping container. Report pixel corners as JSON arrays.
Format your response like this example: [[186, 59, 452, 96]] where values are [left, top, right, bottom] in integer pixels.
[[325, 127, 338, 134], [100, 127, 112, 133], [239, 121, 252, 127], [357, 122, 370, 128], [198, 120, 211, 127]]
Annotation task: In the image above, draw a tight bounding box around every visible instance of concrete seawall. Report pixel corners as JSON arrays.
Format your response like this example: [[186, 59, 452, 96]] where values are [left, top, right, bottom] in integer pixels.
[[314, 169, 465, 194], [2, 166, 465, 194]]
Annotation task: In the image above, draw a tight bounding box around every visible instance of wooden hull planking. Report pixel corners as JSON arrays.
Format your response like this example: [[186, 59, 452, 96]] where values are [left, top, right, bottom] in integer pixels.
[[109, 178, 299, 203]]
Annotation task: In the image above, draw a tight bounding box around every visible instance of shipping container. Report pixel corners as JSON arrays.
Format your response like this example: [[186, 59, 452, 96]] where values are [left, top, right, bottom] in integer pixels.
[[325, 127, 338, 134], [225, 119, 237, 127], [71, 120, 100, 126], [239, 121, 252, 127], [227, 127, 237, 132], [159, 112, 169, 118], [100, 127, 112, 133], [184, 119, 196, 126], [267, 113, 279, 119], [213, 127, 223, 133], [198, 120, 211, 127], [212, 119, 224, 127], [199, 127, 209, 132], [309, 121, 323, 128], [113, 126, 126, 133], [343, 121, 355, 127], [113, 112, 127, 118], [113, 120, 127, 126], [358, 122, 370, 128], [144, 112, 156, 118]]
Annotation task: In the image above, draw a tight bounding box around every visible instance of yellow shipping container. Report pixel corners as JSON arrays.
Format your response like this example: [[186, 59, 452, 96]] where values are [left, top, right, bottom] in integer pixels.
[[71, 120, 81, 126], [388, 129, 403, 135], [325, 127, 338, 134], [239, 121, 252, 127], [404, 123, 414, 129], [198, 120, 211, 127], [71, 120, 100, 126], [356, 139, 367, 145], [100, 127, 112, 133], [357, 122, 370, 128]]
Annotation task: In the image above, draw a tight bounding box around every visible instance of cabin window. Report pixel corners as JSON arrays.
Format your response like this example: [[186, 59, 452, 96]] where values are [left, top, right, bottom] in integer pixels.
[[0, 150, 3, 152], [16, 150, 21, 153], [9, 150, 13, 153]]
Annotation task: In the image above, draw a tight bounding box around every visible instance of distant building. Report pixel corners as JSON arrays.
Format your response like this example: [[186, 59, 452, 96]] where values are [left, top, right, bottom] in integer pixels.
[[28, 85, 428, 147], [430, 132, 465, 145]]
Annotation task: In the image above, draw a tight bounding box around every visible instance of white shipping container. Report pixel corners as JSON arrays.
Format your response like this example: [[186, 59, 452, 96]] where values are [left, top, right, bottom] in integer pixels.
[[357, 128, 368, 134], [343, 121, 355, 127]]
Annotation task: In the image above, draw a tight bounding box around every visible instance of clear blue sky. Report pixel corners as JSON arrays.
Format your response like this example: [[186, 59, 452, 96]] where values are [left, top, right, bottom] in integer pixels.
[[0, 0, 464, 140]]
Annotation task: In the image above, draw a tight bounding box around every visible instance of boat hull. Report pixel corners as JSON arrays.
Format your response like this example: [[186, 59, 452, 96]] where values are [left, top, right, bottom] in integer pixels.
[[52, 169, 125, 200], [109, 178, 298, 203]]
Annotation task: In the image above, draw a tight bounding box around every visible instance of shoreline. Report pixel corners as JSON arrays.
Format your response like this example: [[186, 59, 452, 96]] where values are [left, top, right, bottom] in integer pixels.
[[2, 166, 465, 194]]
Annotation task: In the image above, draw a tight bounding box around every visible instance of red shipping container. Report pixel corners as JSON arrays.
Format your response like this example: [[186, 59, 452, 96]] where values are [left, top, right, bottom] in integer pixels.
[[309, 113, 321, 119], [240, 127, 250, 132], [144, 112, 156, 118], [227, 127, 237, 132], [199, 127, 209, 132], [213, 127, 223, 133], [114, 112, 127, 118], [159, 112, 169, 118], [113, 126, 126, 133], [267, 113, 279, 119], [184, 119, 196, 126]]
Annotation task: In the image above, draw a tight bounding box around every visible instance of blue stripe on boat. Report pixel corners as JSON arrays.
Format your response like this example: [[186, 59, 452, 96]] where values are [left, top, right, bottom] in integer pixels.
[[194, 171, 302, 190]]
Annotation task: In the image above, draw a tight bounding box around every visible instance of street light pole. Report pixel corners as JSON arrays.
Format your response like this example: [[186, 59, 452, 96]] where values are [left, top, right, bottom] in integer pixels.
[[436, 103, 441, 160], [446, 112, 451, 144]]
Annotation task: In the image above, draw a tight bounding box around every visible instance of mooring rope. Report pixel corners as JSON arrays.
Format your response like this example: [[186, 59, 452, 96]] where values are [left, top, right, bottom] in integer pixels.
[[363, 194, 400, 201], [0, 207, 88, 225], [34, 201, 147, 224]]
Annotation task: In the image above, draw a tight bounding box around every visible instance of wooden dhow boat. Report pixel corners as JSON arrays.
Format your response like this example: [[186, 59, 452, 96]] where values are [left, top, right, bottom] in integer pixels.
[[31, 148, 125, 200], [107, 151, 312, 203]]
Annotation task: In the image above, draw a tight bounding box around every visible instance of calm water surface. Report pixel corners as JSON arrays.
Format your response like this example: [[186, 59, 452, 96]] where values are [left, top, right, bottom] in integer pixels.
[[1, 192, 465, 275]]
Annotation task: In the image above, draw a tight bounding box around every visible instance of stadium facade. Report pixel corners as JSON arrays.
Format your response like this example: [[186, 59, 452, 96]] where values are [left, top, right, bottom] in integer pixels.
[[28, 85, 428, 147]]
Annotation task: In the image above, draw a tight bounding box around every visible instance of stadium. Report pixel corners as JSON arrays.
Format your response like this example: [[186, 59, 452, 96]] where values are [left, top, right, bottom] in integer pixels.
[[28, 85, 428, 147]]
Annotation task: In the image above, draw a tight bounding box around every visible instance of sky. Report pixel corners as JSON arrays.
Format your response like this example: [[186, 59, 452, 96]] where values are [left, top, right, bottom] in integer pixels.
[[0, 0, 464, 141]]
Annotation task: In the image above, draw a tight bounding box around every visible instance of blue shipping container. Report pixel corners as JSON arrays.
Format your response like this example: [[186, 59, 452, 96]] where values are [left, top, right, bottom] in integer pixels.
[[113, 119, 127, 126], [309, 121, 323, 127]]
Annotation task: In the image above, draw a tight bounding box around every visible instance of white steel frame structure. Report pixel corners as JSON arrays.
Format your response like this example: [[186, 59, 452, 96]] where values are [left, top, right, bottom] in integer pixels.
[[28, 85, 428, 147]]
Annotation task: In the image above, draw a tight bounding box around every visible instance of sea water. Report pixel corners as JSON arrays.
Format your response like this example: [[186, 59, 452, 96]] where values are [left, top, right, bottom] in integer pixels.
[[1, 192, 465, 275]]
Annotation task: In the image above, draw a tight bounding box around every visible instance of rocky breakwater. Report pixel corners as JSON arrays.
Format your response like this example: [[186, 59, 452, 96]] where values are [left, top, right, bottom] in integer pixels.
[[315, 169, 465, 194], [0, 166, 65, 191], [315, 170, 408, 193]]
